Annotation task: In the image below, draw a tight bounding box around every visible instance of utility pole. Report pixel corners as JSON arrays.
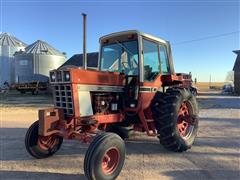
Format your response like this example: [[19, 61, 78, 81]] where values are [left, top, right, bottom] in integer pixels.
[[209, 74, 212, 88]]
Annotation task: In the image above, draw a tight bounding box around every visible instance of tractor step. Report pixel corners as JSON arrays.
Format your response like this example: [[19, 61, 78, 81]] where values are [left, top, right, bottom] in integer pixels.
[[147, 130, 157, 136], [146, 119, 154, 123]]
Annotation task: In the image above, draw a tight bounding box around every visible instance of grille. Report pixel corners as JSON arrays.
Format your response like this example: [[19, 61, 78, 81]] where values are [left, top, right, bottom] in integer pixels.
[[53, 84, 74, 116]]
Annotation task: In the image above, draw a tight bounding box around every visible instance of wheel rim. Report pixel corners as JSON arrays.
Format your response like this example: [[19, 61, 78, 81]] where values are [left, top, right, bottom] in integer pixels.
[[177, 101, 195, 139], [38, 135, 58, 151], [102, 147, 120, 175]]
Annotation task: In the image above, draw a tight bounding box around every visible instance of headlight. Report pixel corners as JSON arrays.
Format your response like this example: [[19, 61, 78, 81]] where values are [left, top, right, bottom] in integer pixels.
[[64, 71, 70, 81], [66, 73, 70, 80]]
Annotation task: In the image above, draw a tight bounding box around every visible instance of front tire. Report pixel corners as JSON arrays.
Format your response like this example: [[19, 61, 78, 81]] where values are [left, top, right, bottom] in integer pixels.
[[25, 121, 63, 159], [152, 88, 199, 152], [84, 133, 125, 180]]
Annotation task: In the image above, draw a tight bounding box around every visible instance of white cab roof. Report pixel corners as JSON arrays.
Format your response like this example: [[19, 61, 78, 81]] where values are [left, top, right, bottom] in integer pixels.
[[100, 30, 168, 44]]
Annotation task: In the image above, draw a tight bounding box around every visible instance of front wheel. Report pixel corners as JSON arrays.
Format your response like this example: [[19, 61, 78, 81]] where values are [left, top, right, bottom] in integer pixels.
[[25, 121, 63, 159], [84, 133, 125, 180]]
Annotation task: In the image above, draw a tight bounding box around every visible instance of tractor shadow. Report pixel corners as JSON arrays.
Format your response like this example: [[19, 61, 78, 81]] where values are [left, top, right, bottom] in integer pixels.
[[0, 128, 87, 179], [0, 127, 168, 162], [3, 126, 239, 160], [125, 135, 170, 154], [0, 127, 88, 161], [162, 169, 239, 180], [0, 170, 86, 180], [1, 125, 239, 160], [1, 127, 239, 180]]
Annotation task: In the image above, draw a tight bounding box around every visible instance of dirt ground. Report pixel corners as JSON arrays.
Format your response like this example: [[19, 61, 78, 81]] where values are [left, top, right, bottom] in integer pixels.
[[0, 91, 239, 180], [195, 82, 225, 92]]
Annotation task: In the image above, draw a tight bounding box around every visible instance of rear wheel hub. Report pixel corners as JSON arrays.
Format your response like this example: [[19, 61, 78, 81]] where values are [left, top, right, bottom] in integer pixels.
[[177, 101, 195, 139]]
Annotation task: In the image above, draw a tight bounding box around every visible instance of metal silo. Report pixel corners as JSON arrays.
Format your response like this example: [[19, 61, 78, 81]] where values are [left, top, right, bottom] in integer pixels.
[[0, 33, 27, 85], [15, 40, 66, 83]]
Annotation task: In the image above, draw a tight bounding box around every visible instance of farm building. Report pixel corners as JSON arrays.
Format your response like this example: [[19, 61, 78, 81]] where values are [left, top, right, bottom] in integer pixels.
[[15, 40, 66, 83], [233, 50, 240, 95], [59, 52, 98, 70], [0, 32, 27, 85]]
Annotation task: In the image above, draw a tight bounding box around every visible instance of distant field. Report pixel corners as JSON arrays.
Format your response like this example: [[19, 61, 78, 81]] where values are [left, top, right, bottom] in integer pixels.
[[195, 82, 224, 92]]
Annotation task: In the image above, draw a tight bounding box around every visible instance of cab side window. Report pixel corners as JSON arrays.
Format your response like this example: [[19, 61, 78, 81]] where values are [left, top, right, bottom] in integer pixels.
[[143, 39, 160, 81], [159, 45, 170, 74]]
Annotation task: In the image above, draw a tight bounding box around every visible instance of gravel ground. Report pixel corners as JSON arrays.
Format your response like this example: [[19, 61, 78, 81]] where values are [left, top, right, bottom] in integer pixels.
[[0, 91, 239, 180]]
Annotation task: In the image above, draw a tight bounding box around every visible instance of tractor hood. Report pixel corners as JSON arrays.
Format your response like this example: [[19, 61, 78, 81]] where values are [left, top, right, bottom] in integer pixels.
[[49, 69, 125, 86]]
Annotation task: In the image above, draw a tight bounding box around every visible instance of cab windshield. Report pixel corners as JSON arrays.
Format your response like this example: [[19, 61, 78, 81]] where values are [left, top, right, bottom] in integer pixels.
[[100, 40, 139, 75]]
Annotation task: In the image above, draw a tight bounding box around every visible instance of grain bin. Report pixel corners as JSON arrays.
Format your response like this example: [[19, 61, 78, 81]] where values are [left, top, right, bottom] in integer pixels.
[[15, 40, 66, 83], [0, 32, 27, 85]]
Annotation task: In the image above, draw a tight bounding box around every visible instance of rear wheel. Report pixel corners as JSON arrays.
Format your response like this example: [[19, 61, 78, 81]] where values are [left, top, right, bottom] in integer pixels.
[[152, 88, 199, 152], [84, 133, 125, 180], [25, 121, 63, 158]]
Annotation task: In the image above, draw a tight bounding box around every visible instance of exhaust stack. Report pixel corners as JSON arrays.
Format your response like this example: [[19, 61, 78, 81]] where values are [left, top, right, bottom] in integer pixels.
[[82, 13, 87, 69]]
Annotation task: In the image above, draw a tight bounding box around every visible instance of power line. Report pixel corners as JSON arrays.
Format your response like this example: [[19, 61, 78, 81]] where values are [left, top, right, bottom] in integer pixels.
[[2, 0, 239, 2], [173, 31, 239, 45]]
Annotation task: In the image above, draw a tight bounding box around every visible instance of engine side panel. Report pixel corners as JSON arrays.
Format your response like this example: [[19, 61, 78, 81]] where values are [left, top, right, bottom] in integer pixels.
[[78, 91, 93, 117], [77, 84, 124, 117]]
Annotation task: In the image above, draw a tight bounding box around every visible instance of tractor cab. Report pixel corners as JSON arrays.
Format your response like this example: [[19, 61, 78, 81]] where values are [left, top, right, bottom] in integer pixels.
[[99, 30, 175, 109], [100, 31, 140, 109]]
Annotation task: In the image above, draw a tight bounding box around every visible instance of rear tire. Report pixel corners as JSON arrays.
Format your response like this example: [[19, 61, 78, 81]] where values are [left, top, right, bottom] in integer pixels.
[[152, 88, 199, 152], [25, 121, 63, 159], [84, 133, 125, 180]]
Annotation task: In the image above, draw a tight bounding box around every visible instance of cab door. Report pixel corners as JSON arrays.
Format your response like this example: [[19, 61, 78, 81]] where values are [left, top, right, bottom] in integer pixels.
[[140, 39, 170, 111], [139, 39, 160, 110], [159, 44, 171, 75]]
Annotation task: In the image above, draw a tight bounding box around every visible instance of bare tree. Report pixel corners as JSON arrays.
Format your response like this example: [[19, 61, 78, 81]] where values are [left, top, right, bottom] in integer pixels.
[[225, 71, 234, 82]]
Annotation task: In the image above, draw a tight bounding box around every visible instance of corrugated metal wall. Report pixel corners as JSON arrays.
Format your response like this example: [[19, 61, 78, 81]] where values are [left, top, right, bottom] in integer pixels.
[[15, 54, 66, 83], [0, 34, 66, 84], [14, 54, 34, 83], [0, 45, 25, 85], [0, 33, 26, 85]]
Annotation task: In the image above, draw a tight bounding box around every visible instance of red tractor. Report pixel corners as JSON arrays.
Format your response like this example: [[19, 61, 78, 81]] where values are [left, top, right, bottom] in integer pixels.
[[25, 30, 199, 180]]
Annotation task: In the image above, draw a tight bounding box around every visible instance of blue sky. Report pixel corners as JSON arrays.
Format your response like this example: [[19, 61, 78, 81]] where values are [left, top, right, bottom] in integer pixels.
[[1, 0, 239, 82]]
